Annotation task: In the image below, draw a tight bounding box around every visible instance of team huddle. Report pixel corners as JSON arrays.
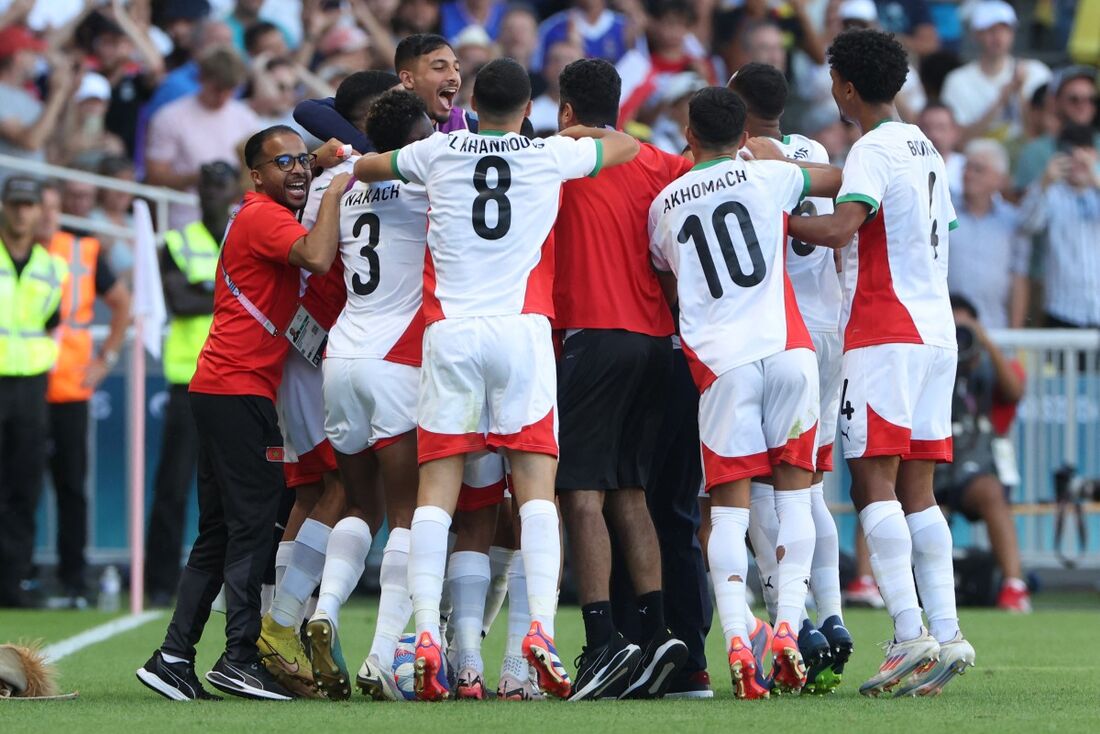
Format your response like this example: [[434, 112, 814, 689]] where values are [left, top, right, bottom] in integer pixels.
[[137, 27, 976, 705]]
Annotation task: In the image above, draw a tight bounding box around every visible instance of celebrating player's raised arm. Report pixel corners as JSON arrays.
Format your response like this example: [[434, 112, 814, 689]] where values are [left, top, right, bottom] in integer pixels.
[[786, 201, 869, 250], [558, 125, 641, 170]]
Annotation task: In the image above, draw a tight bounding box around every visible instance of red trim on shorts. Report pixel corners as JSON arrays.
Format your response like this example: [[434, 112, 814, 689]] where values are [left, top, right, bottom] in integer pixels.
[[844, 205, 923, 351], [701, 442, 772, 490], [681, 341, 718, 392], [383, 306, 425, 367], [904, 437, 954, 463], [520, 212, 556, 319], [457, 479, 506, 512], [417, 425, 487, 463], [816, 442, 834, 473], [860, 404, 912, 458], [767, 421, 818, 472], [373, 431, 413, 453], [284, 439, 337, 487], [487, 407, 558, 457]]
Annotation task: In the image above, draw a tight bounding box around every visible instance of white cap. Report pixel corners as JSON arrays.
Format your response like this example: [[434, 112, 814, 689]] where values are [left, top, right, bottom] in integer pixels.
[[454, 24, 492, 50], [970, 1, 1017, 31], [839, 0, 878, 24], [658, 72, 707, 105], [74, 72, 111, 103]]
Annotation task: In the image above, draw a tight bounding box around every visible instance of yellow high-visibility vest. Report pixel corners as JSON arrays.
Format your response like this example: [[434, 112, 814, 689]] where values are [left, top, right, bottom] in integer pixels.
[[162, 222, 218, 385], [0, 239, 68, 376]]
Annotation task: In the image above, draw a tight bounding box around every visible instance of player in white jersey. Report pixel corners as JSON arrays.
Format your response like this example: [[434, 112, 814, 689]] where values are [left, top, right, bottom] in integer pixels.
[[649, 87, 841, 699], [728, 62, 852, 695], [354, 58, 640, 701], [751, 29, 975, 698]]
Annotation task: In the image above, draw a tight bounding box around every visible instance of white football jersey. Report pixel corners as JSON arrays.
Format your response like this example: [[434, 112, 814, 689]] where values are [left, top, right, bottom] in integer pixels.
[[649, 156, 813, 386], [325, 156, 430, 364], [774, 133, 841, 333], [836, 121, 957, 352], [393, 130, 601, 323]]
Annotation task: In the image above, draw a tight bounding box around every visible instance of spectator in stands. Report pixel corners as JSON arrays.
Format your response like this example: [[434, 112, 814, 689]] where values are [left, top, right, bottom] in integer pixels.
[[244, 20, 290, 58], [224, 0, 291, 54], [0, 26, 75, 184], [393, 0, 443, 37], [918, 102, 964, 199], [940, 1, 1050, 145], [529, 39, 583, 135], [50, 72, 127, 167], [1019, 124, 1100, 329], [498, 3, 540, 72], [948, 139, 1030, 330], [154, 0, 213, 71], [648, 72, 705, 154], [317, 24, 374, 78], [712, 1, 825, 77], [938, 296, 1031, 613], [145, 46, 259, 228], [537, 0, 632, 71], [90, 154, 137, 280], [1015, 66, 1100, 190], [835, 0, 926, 120], [874, 0, 939, 56], [248, 56, 317, 145], [453, 24, 495, 110], [441, 0, 507, 41]]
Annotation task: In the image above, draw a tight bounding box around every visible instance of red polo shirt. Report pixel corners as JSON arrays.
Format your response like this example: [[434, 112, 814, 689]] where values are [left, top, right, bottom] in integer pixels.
[[552, 142, 688, 337], [190, 191, 308, 401]]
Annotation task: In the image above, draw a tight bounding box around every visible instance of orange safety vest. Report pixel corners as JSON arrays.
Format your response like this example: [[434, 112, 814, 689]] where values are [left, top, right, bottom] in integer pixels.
[[46, 232, 100, 403]]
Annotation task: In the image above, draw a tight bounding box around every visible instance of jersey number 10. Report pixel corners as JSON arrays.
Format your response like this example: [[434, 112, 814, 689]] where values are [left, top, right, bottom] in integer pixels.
[[677, 200, 767, 298]]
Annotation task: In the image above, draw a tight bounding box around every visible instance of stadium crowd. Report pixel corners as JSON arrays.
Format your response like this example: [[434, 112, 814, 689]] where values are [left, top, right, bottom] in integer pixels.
[[0, 0, 1096, 705]]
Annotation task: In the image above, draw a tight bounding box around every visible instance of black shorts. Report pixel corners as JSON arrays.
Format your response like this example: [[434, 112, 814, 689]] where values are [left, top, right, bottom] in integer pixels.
[[933, 462, 1001, 522], [556, 329, 672, 491]]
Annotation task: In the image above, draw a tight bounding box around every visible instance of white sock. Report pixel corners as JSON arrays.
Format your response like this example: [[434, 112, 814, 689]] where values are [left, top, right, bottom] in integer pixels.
[[709, 506, 751, 645], [505, 552, 530, 659], [409, 505, 452, 643], [774, 489, 815, 632], [439, 532, 457, 645], [744, 601, 757, 636], [315, 516, 373, 630], [274, 540, 294, 593], [370, 527, 412, 664], [269, 519, 331, 628], [860, 501, 922, 642], [260, 584, 274, 615], [448, 550, 490, 674], [302, 596, 318, 624], [748, 482, 779, 621], [483, 545, 515, 635], [809, 482, 843, 623], [519, 499, 559, 638], [907, 506, 960, 643]]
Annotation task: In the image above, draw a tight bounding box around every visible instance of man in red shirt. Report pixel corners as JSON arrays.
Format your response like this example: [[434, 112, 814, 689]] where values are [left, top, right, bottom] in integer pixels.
[[552, 58, 698, 700], [137, 125, 351, 702]]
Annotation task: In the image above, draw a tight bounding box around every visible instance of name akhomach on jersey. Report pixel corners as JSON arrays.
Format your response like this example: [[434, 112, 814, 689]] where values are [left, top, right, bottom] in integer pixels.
[[660, 167, 748, 214]]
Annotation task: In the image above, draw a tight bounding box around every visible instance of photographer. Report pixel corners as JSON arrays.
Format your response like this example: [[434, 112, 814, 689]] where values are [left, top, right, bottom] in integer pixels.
[[936, 296, 1030, 612]]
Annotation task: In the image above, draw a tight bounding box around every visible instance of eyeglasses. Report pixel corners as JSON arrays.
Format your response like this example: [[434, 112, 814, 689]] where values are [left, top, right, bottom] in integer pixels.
[[1064, 95, 1098, 105], [257, 153, 317, 172]]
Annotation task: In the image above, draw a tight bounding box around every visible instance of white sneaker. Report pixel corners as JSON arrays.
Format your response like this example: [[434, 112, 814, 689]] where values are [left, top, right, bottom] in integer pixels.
[[893, 633, 975, 697], [356, 654, 404, 701], [496, 654, 544, 701], [859, 630, 940, 697]]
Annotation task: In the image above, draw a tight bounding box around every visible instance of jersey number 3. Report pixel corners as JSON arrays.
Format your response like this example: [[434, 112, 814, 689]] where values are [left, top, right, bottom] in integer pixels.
[[677, 200, 766, 298], [472, 156, 512, 240], [351, 212, 380, 296]]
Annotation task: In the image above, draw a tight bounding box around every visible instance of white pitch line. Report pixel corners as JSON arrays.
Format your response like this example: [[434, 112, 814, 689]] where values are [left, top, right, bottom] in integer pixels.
[[43, 610, 163, 663]]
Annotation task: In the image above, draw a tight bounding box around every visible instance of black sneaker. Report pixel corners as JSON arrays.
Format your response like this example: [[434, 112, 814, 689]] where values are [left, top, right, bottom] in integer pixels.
[[136, 650, 223, 701], [205, 654, 295, 700], [664, 669, 715, 700], [799, 619, 834, 691], [568, 632, 642, 701], [620, 629, 689, 699]]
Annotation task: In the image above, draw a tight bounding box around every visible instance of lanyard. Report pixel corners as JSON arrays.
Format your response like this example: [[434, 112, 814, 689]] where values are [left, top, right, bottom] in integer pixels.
[[218, 198, 279, 337]]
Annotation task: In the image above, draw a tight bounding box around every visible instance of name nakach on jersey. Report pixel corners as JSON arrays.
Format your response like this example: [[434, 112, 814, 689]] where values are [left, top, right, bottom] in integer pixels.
[[344, 183, 401, 207]]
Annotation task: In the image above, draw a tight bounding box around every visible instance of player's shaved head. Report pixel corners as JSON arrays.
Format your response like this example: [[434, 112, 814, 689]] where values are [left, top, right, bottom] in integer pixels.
[[367, 90, 433, 153], [559, 58, 621, 128], [688, 86, 747, 150], [472, 57, 531, 123], [827, 29, 908, 104], [728, 62, 788, 121]]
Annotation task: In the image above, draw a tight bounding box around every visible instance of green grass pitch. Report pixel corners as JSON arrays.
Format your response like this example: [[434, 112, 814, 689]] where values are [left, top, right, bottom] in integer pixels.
[[2, 599, 1097, 733]]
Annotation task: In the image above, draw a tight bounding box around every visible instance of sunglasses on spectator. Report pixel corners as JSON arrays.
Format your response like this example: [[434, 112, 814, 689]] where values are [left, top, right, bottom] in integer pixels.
[[1065, 94, 1098, 105], [256, 153, 317, 172]]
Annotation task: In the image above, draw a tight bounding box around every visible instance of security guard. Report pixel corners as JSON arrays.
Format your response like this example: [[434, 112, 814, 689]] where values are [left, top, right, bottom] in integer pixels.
[[0, 177, 69, 608], [43, 181, 131, 606], [145, 160, 241, 605]]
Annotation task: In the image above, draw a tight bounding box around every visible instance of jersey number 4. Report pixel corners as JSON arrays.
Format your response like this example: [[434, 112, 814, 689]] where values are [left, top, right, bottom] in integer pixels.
[[351, 212, 380, 296], [677, 200, 766, 298], [472, 156, 512, 240]]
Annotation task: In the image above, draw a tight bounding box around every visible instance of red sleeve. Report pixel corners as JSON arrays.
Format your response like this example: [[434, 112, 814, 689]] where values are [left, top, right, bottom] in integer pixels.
[[250, 200, 308, 264], [655, 145, 692, 180], [990, 359, 1026, 436]]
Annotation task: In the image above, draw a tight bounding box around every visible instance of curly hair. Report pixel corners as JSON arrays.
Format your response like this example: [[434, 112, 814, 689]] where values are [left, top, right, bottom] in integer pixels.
[[827, 29, 909, 104], [559, 58, 621, 128], [688, 86, 747, 150], [366, 90, 429, 153]]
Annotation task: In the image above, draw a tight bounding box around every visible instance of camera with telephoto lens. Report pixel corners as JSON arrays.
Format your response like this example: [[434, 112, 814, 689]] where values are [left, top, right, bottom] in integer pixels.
[[956, 324, 981, 363]]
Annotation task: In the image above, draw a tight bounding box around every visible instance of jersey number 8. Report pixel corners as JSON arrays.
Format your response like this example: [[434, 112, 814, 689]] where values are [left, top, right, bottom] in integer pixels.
[[677, 200, 766, 298], [472, 156, 512, 240]]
